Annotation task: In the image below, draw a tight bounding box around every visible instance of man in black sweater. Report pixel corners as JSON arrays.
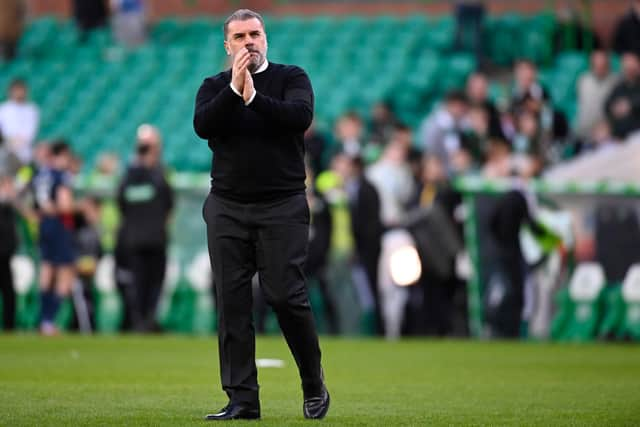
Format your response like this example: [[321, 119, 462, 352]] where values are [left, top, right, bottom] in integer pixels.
[[193, 9, 329, 421]]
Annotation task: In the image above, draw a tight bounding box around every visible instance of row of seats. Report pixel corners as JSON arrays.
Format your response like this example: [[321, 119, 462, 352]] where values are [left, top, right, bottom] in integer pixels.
[[0, 14, 582, 172], [551, 263, 640, 341]]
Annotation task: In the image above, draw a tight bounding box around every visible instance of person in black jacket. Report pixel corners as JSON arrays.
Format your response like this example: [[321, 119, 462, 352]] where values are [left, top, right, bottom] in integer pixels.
[[605, 52, 640, 139], [613, 1, 640, 56], [346, 155, 384, 335], [193, 9, 329, 421], [0, 175, 18, 331], [116, 124, 173, 332]]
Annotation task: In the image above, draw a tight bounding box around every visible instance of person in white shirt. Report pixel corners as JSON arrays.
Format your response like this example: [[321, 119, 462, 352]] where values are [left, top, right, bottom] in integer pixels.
[[576, 50, 619, 140], [0, 79, 40, 165], [418, 91, 469, 175], [366, 127, 416, 227]]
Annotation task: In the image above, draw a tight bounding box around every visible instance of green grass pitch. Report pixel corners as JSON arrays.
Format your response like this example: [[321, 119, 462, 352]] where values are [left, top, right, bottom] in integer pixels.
[[1, 335, 639, 426]]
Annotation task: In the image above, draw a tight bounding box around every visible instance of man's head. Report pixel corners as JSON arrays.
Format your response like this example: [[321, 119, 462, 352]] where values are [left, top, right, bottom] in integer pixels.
[[466, 72, 489, 103], [621, 51, 640, 82], [590, 49, 610, 79], [50, 140, 72, 171], [136, 124, 162, 168], [224, 9, 267, 73], [8, 79, 28, 103], [335, 111, 363, 141], [444, 90, 468, 120], [514, 59, 537, 90]]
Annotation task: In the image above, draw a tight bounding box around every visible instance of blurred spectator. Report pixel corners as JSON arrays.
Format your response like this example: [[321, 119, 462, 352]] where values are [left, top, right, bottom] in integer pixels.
[[511, 59, 570, 161], [73, 0, 108, 40], [576, 50, 619, 141], [419, 90, 469, 174], [454, 1, 485, 64], [369, 101, 399, 146], [460, 104, 492, 168], [552, 1, 602, 53], [0, 79, 40, 165], [304, 121, 328, 174], [414, 154, 447, 208], [73, 196, 104, 332], [0, 0, 25, 60], [465, 73, 504, 140], [487, 189, 547, 338], [0, 175, 18, 330], [510, 59, 550, 109], [332, 153, 384, 334], [34, 141, 76, 336], [305, 166, 338, 334], [482, 138, 513, 179], [116, 124, 173, 332], [366, 133, 415, 228], [583, 120, 618, 153], [0, 130, 20, 179], [613, 0, 640, 56], [511, 109, 545, 177], [605, 52, 640, 139], [110, 0, 147, 47], [334, 112, 365, 158]]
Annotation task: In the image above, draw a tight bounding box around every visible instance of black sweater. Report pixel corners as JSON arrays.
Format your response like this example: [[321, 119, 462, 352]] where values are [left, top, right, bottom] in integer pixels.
[[193, 62, 313, 202]]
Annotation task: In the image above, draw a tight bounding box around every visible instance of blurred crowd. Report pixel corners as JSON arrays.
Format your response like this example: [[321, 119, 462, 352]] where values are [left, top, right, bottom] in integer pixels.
[[1, 1, 640, 337]]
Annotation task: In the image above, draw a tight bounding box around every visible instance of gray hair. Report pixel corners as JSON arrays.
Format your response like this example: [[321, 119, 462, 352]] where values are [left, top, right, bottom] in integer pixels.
[[223, 9, 265, 39]]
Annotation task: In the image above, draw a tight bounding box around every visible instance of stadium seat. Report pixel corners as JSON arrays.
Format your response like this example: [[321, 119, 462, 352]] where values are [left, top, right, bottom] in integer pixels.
[[621, 264, 640, 340], [551, 263, 606, 341]]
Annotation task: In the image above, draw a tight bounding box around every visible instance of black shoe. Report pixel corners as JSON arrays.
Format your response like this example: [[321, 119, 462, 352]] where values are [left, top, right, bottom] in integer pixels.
[[205, 402, 260, 421], [303, 387, 330, 420]]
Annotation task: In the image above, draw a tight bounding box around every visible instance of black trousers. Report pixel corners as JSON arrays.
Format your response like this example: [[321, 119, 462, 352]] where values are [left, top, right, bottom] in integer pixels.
[[204, 192, 323, 407], [0, 256, 15, 330], [117, 244, 166, 332]]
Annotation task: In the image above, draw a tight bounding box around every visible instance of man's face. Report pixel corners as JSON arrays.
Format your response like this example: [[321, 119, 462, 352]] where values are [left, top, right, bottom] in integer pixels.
[[591, 51, 609, 78], [466, 75, 488, 101], [9, 85, 27, 102], [622, 53, 640, 81], [515, 62, 536, 89], [53, 152, 71, 171], [225, 18, 267, 72]]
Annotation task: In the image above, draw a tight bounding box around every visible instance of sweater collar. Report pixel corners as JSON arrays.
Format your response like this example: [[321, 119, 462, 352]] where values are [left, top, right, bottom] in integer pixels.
[[253, 59, 269, 74]]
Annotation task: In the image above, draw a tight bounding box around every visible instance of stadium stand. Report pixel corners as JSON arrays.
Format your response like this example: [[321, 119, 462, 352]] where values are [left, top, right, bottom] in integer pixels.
[[0, 13, 596, 172]]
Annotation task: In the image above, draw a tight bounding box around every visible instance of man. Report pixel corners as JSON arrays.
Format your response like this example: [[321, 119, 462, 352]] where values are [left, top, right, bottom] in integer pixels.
[[0, 79, 40, 165], [510, 59, 550, 109], [0, 175, 18, 331], [116, 124, 173, 332], [419, 90, 469, 175], [465, 72, 504, 140], [0, 0, 24, 60], [366, 130, 415, 228], [613, 0, 640, 57], [193, 9, 329, 421], [605, 51, 640, 139], [33, 141, 75, 336], [576, 50, 619, 141]]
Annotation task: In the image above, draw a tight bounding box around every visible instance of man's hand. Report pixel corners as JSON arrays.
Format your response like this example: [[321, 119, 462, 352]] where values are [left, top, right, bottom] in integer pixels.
[[231, 48, 251, 93], [243, 70, 255, 104]]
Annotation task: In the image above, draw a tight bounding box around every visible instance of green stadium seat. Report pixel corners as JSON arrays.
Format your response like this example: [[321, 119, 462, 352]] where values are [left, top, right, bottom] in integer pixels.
[[551, 263, 606, 342]]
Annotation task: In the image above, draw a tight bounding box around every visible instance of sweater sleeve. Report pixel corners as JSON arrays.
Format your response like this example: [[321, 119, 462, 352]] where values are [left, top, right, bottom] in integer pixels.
[[193, 76, 243, 140], [247, 66, 314, 132]]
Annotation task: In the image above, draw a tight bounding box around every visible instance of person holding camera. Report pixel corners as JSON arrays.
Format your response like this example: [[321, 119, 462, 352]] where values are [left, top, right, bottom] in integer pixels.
[[116, 124, 173, 332]]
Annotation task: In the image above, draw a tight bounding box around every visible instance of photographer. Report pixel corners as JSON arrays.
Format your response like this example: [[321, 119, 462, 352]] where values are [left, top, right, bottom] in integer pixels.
[[116, 124, 173, 332]]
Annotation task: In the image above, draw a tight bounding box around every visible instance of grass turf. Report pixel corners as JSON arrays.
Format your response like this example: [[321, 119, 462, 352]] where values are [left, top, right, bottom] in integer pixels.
[[0, 335, 639, 426]]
